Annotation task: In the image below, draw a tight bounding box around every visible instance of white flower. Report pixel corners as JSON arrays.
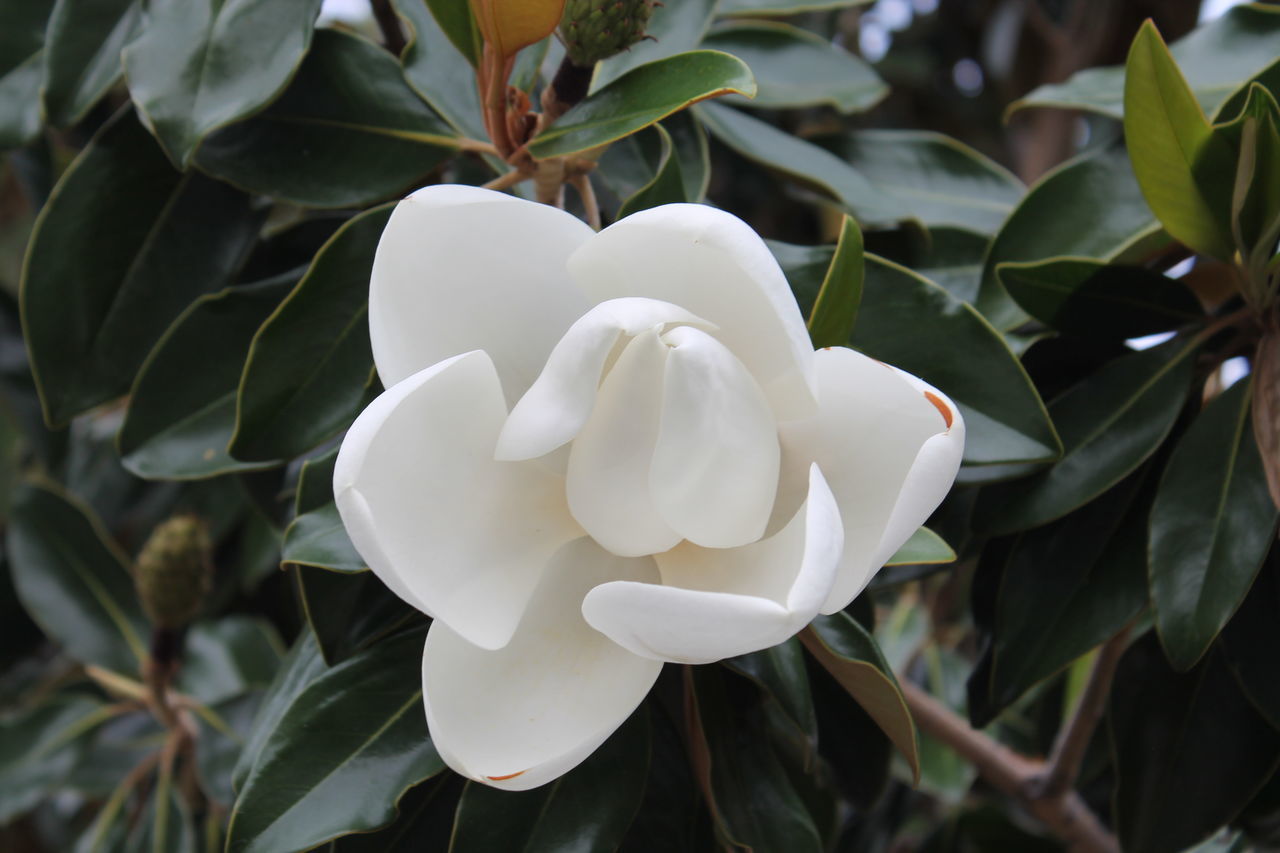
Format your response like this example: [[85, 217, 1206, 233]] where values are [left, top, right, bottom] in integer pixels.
[[333, 185, 964, 790]]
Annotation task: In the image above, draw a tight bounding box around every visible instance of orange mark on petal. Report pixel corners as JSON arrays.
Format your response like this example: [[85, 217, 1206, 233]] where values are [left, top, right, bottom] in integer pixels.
[[486, 770, 526, 781], [923, 391, 953, 429]]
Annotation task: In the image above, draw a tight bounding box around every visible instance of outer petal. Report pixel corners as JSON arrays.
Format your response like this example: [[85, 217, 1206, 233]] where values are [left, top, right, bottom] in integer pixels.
[[495, 297, 712, 461], [333, 351, 581, 651], [370, 185, 593, 403], [652, 326, 780, 549], [774, 348, 960, 614], [566, 330, 682, 557], [422, 537, 662, 790], [582, 465, 842, 664], [567, 203, 818, 419]]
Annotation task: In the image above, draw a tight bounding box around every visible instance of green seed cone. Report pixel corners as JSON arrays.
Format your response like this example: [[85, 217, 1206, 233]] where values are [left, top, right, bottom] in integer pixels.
[[134, 515, 212, 629], [560, 0, 655, 67]]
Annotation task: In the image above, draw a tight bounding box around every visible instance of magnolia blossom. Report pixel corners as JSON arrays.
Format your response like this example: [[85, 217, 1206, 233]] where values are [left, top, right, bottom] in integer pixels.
[[333, 185, 964, 790]]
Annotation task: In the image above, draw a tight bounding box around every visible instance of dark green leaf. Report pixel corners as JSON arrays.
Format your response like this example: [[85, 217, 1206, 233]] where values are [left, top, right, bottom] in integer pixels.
[[976, 337, 1197, 535], [596, 112, 710, 210], [283, 503, 364, 573], [178, 616, 284, 705], [717, 0, 870, 12], [1221, 551, 1280, 731], [0, 1, 52, 149], [226, 629, 443, 852], [393, 0, 486, 140], [122, 0, 324, 166], [0, 694, 108, 823], [970, 474, 1148, 725], [1213, 83, 1280, 268], [1151, 377, 1277, 670], [294, 446, 338, 515], [806, 215, 862, 349], [591, 0, 717, 92], [689, 666, 824, 852], [231, 204, 392, 462], [724, 638, 817, 744], [331, 776, 461, 852], [697, 102, 908, 227], [998, 257, 1205, 339], [118, 279, 292, 480], [530, 51, 757, 159], [978, 143, 1163, 331], [194, 692, 262, 809], [1123, 20, 1236, 261], [7, 481, 148, 674], [296, 568, 416, 665], [885, 526, 955, 566], [1110, 633, 1280, 853], [775, 243, 1059, 465], [820, 129, 1025, 234], [450, 708, 649, 852], [196, 30, 458, 209], [21, 108, 261, 426], [616, 123, 689, 217], [1011, 4, 1280, 121], [425, 0, 480, 66], [704, 22, 886, 113], [41, 0, 139, 126], [801, 612, 919, 782], [130, 767, 198, 853]]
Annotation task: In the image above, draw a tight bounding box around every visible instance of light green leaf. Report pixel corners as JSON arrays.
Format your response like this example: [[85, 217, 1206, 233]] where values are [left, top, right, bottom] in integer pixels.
[[591, 0, 717, 92], [425, 0, 481, 66], [529, 51, 756, 159], [885, 527, 955, 567], [806, 215, 863, 349]]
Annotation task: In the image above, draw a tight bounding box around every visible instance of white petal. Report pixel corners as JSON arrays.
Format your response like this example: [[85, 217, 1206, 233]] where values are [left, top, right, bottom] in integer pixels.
[[333, 351, 581, 651], [568, 203, 818, 419], [566, 330, 682, 557], [422, 538, 662, 790], [652, 326, 780, 549], [495, 297, 712, 461], [582, 465, 842, 664], [370, 184, 593, 403], [869, 369, 965, 569], [774, 347, 959, 614]]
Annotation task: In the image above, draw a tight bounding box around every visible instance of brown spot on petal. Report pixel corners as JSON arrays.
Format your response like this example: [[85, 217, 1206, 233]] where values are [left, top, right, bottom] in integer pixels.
[[486, 770, 526, 781], [923, 391, 953, 429]]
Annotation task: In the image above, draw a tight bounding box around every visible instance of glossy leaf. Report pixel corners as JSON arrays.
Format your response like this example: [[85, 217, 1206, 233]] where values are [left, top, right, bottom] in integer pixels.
[[394, 0, 487, 140], [978, 143, 1162, 331], [231, 204, 391, 462], [284, 504, 364, 573], [885, 526, 956, 567], [426, 0, 481, 65], [806, 215, 863, 349], [1124, 21, 1235, 261], [22, 109, 261, 426], [596, 112, 710, 210], [1110, 634, 1280, 853], [1151, 377, 1277, 670], [697, 101, 908, 227], [226, 628, 443, 852], [591, 0, 717, 92], [998, 257, 1205, 339], [969, 474, 1148, 725], [704, 22, 886, 113], [1011, 4, 1280, 120], [800, 613, 919, 782], [775, 243, 1059, 465], [724, 638, 817, 743], [616, 123, 689, 217], [122, 0, 324, 167], [530, 51, 755, 159], [820, 129, 1025, 235], [178, 616, 284, 705], [688, 666, 824, 852], [7, 481, 148, 674], [331, 776, 461, 852], [450, 709, 649, 852], [41, 0, 139, 126], [0, 0, 52, 149], [196, 30, 458, 209], [0, 695, 107, 823], [118, 279, 292, 480], [977, 339, 1197, 535], [296, 568, 416, 665]]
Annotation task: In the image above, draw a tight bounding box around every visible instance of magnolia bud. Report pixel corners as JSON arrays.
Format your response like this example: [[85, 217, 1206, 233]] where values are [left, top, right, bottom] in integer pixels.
[[134, 515, 212, 629], [560, 0, 655, 67]]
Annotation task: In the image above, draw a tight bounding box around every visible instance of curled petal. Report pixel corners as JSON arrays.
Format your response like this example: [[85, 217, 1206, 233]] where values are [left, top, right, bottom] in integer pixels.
[[652, 326, 779, 549], [582, 465, 842, 664], [370, 185, 593, 403], [775, 347, 961, 614], [568, 203, 818, 419], [422, 538, 662, 790], [334, 351, 581, 651], [495, 297, 712, 462]]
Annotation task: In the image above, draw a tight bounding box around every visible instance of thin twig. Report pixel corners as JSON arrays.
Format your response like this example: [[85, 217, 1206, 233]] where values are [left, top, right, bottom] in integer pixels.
[[900, 681, 1120, 853], [569, 172, 601, 230], [482, 170, 530, 192]]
